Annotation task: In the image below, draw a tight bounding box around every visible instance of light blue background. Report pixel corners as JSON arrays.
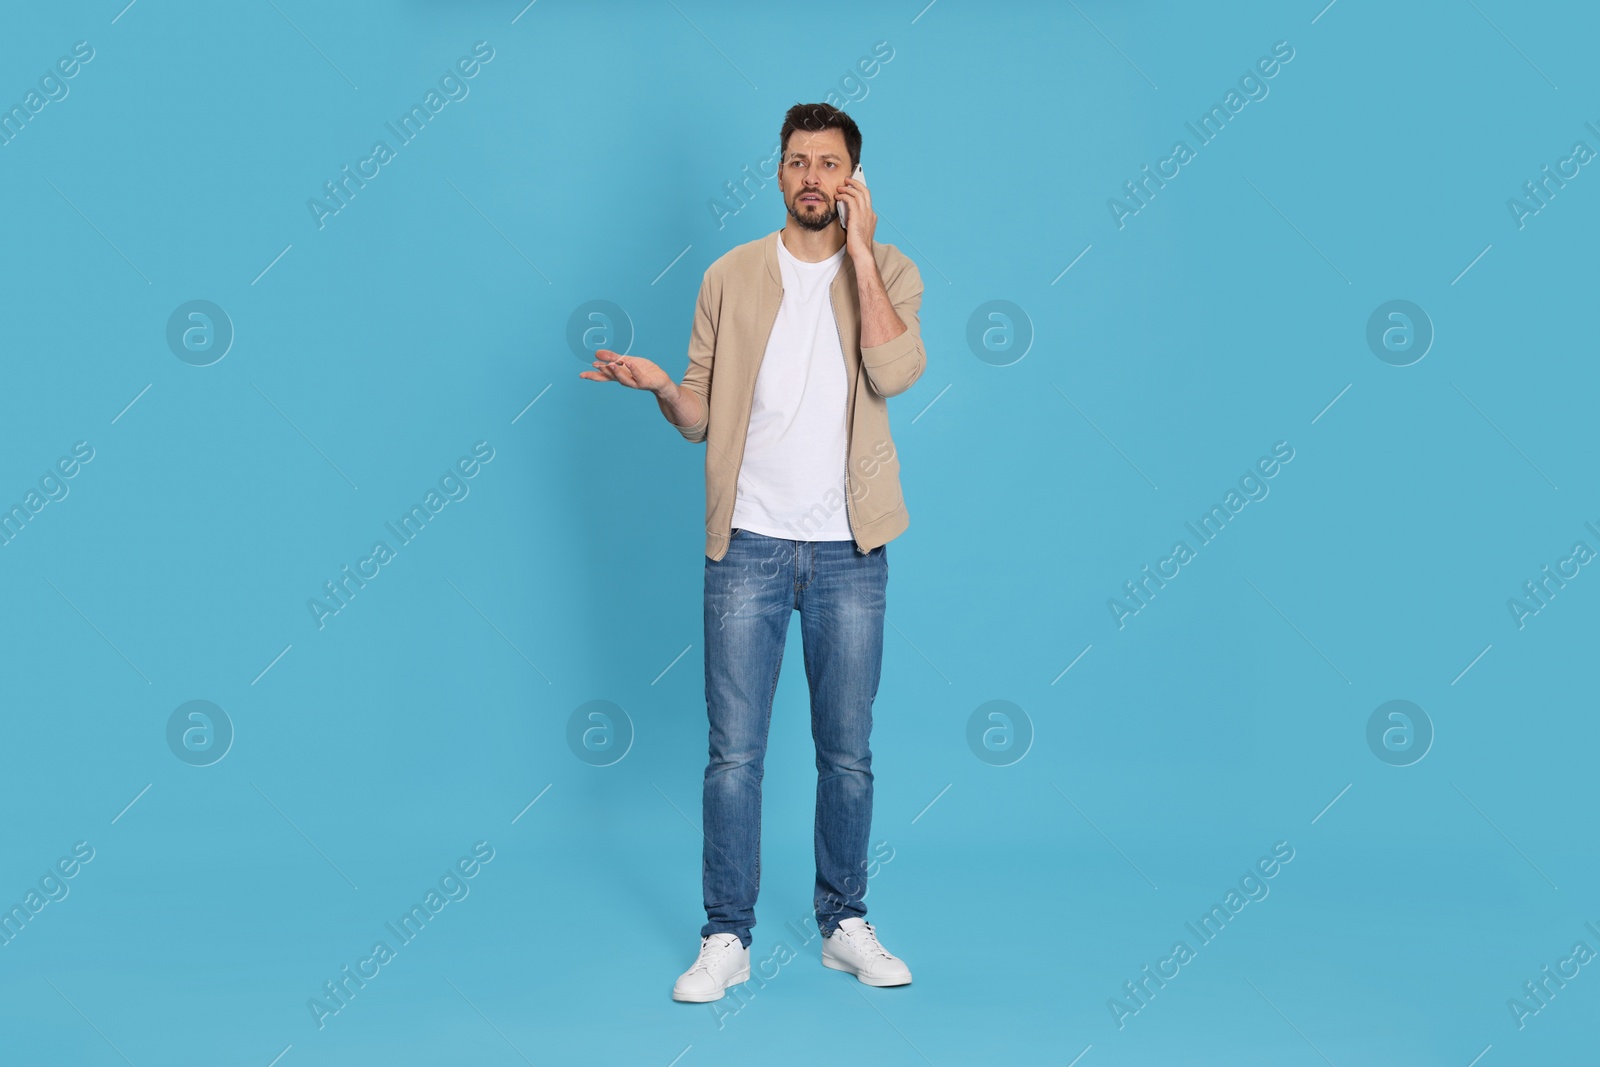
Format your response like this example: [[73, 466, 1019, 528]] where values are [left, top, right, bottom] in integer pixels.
[[1, 1, 1595, 1064]]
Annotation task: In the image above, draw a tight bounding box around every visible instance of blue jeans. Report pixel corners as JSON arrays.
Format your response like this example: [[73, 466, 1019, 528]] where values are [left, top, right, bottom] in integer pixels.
[[700, 527, 887, 949]]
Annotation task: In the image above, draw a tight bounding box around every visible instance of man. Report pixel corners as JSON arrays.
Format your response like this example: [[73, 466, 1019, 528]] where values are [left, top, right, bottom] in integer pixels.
[[579, 102, 925, 1003]]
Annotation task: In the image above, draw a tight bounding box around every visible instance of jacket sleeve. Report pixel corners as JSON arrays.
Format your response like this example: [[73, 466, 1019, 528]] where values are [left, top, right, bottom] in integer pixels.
[[859, 254, 926, 399], [670, 269, 715, 443]]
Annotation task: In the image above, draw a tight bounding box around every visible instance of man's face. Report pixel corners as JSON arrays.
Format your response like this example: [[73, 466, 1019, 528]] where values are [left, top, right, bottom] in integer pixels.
[[780, 127, 852, 232]]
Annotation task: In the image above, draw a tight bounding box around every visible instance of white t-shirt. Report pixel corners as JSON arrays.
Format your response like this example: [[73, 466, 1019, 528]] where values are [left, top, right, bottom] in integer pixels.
[[729, 232, 853, 541]]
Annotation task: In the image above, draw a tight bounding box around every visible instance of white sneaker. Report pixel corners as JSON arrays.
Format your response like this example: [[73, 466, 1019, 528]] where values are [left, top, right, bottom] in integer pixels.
[[671, 933, 750, 1002], [821, 918, 912, 987]]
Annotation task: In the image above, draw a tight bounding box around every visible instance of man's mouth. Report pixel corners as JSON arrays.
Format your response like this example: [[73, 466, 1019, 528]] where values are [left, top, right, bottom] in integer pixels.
[[800, 194, 824, 203]]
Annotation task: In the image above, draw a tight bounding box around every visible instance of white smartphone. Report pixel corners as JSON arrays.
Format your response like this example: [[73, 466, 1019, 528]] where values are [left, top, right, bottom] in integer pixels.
[[838, 164, 864, 228]]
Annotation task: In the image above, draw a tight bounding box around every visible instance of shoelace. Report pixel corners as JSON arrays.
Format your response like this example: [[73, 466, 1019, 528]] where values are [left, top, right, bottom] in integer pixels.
[[840, 922, 892, 960], [689, 934, 738, 974]]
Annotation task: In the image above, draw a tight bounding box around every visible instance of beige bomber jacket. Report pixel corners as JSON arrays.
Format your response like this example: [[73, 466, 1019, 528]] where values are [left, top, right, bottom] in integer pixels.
[[668, 229, 927, 561]]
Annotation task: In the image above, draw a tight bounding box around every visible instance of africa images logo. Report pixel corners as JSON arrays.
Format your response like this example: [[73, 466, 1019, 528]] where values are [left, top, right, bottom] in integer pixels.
[[307, 442, 495, 629], [307, 42, 495, 230], [1107, 40, 1295, 230]]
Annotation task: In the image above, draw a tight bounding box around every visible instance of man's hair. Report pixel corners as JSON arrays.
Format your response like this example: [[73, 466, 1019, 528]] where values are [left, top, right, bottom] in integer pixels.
[[779, 102, 861, 171]]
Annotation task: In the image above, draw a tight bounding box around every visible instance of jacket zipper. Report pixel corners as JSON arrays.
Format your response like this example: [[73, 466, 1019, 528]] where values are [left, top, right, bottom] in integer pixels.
[[827, 280, 860, 553], [728, 285, 783, 558]]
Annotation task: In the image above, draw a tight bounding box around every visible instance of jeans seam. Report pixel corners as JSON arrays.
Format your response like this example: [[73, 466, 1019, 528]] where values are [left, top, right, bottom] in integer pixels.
[[750, 628, 782, 910]]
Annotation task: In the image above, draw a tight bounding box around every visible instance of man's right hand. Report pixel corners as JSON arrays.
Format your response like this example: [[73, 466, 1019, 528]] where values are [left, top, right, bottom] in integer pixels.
[[580, 349, 672, 396]]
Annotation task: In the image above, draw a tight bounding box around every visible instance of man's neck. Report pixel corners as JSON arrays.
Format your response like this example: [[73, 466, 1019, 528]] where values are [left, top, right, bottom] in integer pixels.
[[780, 222, 847, 263]]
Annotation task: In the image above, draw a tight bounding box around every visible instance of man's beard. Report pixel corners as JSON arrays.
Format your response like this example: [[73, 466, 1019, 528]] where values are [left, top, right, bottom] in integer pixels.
[[786, 192, 835, 231]]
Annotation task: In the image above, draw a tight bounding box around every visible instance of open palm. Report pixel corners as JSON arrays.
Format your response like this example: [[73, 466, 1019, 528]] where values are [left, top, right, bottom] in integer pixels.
[[579, 349, 669, 392]]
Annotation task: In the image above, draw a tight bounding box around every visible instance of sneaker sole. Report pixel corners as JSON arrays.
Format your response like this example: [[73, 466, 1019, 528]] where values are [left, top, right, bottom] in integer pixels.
[[671, 965, 750, 1003], [821, 955, 912, 987]]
